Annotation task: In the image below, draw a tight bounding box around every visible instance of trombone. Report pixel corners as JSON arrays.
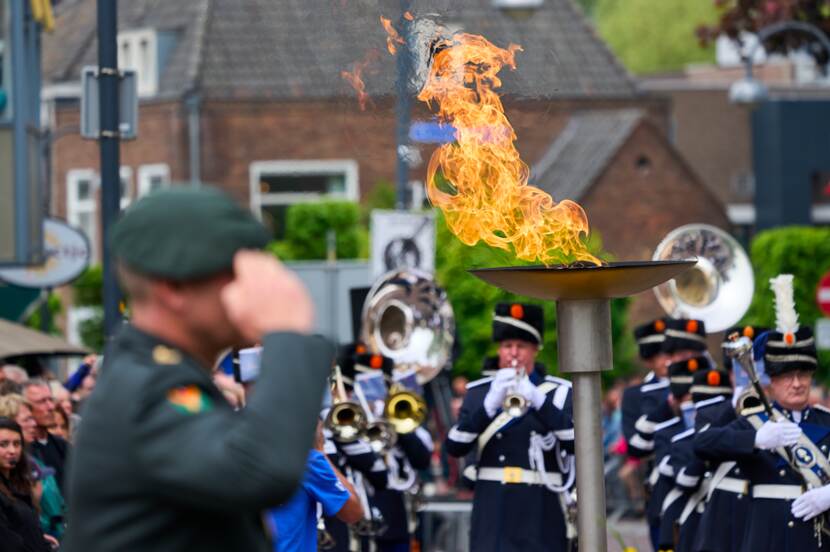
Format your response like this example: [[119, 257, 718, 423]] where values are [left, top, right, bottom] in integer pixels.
[[325, 365, 367, 443]]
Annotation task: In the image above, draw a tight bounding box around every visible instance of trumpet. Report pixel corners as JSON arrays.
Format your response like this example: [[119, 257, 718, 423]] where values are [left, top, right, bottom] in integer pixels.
[[325, 365, 367, 443], [503, 359, 528, 418], [352, 381, 398, 454], [385, 385, 427, 435]]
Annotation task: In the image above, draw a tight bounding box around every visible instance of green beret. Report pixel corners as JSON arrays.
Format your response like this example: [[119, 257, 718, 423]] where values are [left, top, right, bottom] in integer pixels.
[[111, 186, 270, 280]]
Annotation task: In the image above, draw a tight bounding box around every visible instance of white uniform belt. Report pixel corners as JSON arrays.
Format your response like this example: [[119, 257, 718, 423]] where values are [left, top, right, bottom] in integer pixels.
[[477, 467, 562, 486], [752, 484, 804, 500], [715, 477, 749, 495]]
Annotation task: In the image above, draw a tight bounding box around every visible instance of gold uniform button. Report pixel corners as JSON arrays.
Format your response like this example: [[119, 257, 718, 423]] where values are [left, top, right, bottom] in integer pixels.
[[779, 469, 787, 477], [153, 345, 181, 365], [788, 521, 794, 528]]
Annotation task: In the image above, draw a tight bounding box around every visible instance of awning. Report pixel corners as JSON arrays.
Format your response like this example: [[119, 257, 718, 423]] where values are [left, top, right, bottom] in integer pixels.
[[0, 319, 90, 360]]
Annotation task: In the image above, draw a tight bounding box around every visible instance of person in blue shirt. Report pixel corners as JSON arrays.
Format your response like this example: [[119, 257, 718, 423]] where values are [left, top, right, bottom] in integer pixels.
[[268, 422, 363, 552]]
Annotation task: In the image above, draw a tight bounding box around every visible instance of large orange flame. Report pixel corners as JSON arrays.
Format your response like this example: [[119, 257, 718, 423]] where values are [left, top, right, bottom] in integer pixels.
[[417, 33, 598, 265]]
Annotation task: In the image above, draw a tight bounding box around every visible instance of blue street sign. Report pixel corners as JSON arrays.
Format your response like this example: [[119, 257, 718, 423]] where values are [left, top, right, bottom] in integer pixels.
[[409, 121, 457, 144]]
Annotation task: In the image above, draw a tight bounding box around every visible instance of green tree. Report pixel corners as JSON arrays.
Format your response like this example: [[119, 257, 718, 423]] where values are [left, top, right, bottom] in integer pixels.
[[72, 266, 105, 352], [594, 0, 720, 74], [268, 201, 369, 261], [434, 211, 637, 386], [25, 293, 62, 335], [741, 226, 830, 383]]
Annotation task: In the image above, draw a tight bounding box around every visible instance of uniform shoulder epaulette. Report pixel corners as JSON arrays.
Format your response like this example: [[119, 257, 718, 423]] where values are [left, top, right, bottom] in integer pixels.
[[643, 371, 656, 383], [641, 380, 669, 393], [694, 396, 726, 410], [654, 416, 680, 432], [545, 375, 571, 387], [466, 376, 494, 390], [671, 427, 695, 443], [741, 405, 766, 417], [812, 404, 830, 415]]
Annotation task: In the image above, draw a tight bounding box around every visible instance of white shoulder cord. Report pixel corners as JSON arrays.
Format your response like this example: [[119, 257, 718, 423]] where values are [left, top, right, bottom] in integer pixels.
[[385, 449, 417, 491], [528, 432, 575, 493], [351, 471, 373, 522]]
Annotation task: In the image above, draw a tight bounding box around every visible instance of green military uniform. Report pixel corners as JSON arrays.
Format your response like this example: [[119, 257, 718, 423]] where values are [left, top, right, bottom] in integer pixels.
[[63, 186, 333, 551]]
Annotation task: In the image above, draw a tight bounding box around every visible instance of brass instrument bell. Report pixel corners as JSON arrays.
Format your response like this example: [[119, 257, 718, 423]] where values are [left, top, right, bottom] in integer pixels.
[[325, 366, 367, 443]]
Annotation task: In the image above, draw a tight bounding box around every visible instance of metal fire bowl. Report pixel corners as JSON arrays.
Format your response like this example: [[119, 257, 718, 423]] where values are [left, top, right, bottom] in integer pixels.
[[469, 260, 697, 301]]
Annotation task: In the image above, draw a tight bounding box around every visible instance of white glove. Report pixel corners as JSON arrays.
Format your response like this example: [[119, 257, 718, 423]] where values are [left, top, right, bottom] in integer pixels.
[[518, 377, 547, 410], [792, 485, 830, 521], [483, 368, 516, 417], [754, 419, 802, 450]]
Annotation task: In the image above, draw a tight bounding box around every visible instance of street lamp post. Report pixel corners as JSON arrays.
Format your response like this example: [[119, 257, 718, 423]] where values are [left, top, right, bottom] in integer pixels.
[[730, 21, 830, 106]]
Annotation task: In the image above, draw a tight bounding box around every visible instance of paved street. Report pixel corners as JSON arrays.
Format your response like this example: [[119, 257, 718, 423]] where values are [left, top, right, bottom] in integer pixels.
[[608, 518, 652, 552]]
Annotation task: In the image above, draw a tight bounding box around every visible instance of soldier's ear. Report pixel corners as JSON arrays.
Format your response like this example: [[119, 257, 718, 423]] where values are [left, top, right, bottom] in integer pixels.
[[154, 280, 189, 312]]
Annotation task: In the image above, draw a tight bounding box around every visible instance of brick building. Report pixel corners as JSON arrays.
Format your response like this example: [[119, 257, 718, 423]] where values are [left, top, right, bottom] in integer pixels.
[[42, 0, 727, 331]]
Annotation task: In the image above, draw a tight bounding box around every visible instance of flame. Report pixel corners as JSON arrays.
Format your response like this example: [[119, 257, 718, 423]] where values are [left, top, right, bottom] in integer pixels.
[[410, 31, 598, 265], [380, 16, 405, 54], [341, 49, 380, 111]]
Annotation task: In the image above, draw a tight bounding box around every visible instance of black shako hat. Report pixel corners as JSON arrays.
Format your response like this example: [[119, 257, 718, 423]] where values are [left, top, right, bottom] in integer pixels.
[[668, 355, 711, 399], [662, 318, 707, 354], [691, 368, 732, 403], [634, 318, 667, 359], [111, 186, 270, 280], [492, 303, 543, 346], [764, 326, 818, 377]]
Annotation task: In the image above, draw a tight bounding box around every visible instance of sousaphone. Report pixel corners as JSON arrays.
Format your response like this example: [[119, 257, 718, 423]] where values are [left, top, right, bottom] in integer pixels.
[[652, 224, 754, 332]]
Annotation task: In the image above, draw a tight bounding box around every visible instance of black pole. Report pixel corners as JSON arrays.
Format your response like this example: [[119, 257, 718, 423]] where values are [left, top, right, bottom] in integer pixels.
[[97, 0, 121, 338], [394, 0, 412, 210]]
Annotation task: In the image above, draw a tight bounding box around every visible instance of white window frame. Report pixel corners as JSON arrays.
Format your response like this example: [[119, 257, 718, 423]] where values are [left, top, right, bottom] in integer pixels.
[[249, 159, 360, 220], [66, 168, 99, 262], [119, 166, 133, 209], [727, 203, 830, 225], [117, 28, 158, 97], [138, 163, 171, 197]]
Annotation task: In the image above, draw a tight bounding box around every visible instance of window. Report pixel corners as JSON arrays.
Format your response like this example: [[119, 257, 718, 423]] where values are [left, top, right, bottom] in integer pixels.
[[250, 160, 359, 238], [117, 29, 158, 96], [67, 169, 98, 261], [120, 166, 133, 208], [138, 163, 170, 196]]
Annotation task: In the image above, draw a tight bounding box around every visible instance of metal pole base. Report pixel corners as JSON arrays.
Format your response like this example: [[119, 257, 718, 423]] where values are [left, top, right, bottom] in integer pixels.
[[557, 299, 611, 552]]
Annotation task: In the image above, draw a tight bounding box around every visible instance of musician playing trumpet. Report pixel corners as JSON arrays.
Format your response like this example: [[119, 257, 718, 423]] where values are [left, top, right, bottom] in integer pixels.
[[445, 303, 576, 552], [695, 275, 830, 552]]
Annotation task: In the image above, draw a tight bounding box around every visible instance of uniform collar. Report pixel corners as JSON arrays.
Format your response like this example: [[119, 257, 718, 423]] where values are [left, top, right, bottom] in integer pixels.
[[114, 324, 213, 380]]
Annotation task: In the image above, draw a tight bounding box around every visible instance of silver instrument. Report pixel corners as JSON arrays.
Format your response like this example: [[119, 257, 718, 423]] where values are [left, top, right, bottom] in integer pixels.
[[502, 359, 529, 418], [360, 268, 455, 384], [652, 224, 754, 332], [325, 365, 367, 443]]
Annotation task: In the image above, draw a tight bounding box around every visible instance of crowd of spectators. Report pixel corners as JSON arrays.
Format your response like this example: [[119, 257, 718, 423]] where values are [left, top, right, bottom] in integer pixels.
[[0, 355, 99, 551]]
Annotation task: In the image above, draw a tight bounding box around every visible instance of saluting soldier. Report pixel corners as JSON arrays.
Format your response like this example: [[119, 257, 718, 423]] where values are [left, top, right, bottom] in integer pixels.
[[63, 187, 334, 552], [445, 303, 575, 552], [694, 275, 830, 552]]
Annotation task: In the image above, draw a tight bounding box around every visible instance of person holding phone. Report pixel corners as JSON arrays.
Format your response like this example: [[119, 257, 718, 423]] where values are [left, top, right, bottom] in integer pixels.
[[63, 186, 334, 552]]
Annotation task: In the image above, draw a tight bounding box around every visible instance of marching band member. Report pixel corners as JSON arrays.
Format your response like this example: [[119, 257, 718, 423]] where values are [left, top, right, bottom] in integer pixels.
[[352, 352, 433, 552], [694, 275, 830, 552], [688, 326, 765, 552], [651, 355, 710, 552], [667, 364, 734, 552], [445, 303, 575, 552], [630, 318, 707, 551], [622, 319, 670, 455]]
